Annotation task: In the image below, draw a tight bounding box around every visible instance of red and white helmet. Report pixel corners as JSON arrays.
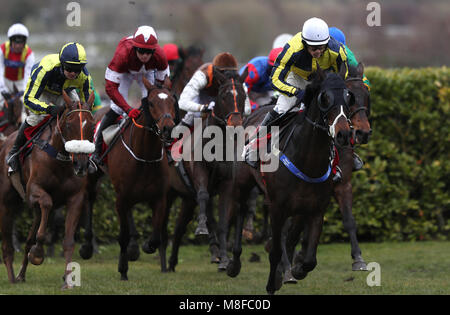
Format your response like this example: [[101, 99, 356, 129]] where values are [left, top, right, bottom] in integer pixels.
[[132, 25, 158, 49]]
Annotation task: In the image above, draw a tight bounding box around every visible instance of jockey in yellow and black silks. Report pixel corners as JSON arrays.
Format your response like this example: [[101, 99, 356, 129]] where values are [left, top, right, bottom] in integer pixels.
[[6, 42, 92, 174]]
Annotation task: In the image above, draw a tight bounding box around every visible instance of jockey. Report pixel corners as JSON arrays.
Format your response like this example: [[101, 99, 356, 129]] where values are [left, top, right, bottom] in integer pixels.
[[0, 23, 35, 117], [328, 27, 371, 90], [175, 52, 251, 133], [239, 47, 283, 112], [6, 42, 92, 174], [163, 43, 181, 81], [90, 25, 169, 166], [245, 17, 349, 180]]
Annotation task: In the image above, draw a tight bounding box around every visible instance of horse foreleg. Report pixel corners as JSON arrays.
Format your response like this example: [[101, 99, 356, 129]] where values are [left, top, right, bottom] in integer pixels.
[[142, 197, 167, 255], [16, 206, 41, 282], [116, 198, 131, 280], [1, 205, 17, 283], [291, 214, 323, 280], [266, 211, 285, 295], [334, 182, 367, 271], [62, 194, 85, 289], [126, 210, 140, 261], [195, 188, 209, 236], [217, 186, 233, 271], [168, 198, 195, 272], [28, 187, 52, 266], [226, 199, 245, 278]]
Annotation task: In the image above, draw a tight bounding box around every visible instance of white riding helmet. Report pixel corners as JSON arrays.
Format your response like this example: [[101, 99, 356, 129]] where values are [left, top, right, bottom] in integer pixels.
[[7, 23, 29, 39], [301, 17, 329, 46]]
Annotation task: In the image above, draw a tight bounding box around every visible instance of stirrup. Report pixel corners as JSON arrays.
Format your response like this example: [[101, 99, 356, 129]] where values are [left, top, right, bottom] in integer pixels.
[[332, 166, 343, 183], [353, 153, 364, 171]]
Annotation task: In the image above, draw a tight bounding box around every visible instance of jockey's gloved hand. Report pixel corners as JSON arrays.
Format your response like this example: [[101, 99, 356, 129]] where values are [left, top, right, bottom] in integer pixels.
[[128, 108, 141, 119], [47, 103, 65, 117], [1, 92, 11, 101]]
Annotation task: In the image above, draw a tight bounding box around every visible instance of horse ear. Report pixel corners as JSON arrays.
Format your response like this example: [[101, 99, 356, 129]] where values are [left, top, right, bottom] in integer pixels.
[[315, 62, 325, 81], [213, 66, 226, 85], [87, 91, 95, 108], [239, 66, 249, 83], [62, 89, 73, 107], [356, 62, 364, 78], [163, 76, 172, 89], [142, 75, 154, 91]]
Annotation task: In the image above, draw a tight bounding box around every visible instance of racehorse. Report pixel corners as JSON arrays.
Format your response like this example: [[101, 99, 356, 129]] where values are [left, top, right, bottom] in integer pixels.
[[178, 63, 249, 271], [84, 77, 176, 280], [226, 64, 352, 294], [0, 91, 95, 287], [0, 84, 24, 139]]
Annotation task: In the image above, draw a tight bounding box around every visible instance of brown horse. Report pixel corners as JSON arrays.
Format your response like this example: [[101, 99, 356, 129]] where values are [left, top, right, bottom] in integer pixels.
[[0, 84, 24, 139], [0, 91, 95, 287], [85, 77, 176, 280], [226, 65, 352, 294]]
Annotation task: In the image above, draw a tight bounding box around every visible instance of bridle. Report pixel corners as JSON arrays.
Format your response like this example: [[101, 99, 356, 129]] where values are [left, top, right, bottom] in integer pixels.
[[345, 77, 370, 118], [211, 78, 243, 126], [56, 104, 93, 149]]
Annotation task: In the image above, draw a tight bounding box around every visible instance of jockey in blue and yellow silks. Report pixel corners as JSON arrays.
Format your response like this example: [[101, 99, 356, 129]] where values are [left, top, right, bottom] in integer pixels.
[[6, 42, 92, 174]]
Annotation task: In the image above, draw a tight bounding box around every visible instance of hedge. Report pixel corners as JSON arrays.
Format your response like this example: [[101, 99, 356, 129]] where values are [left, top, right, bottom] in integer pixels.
[[13, 67, 450, 244]]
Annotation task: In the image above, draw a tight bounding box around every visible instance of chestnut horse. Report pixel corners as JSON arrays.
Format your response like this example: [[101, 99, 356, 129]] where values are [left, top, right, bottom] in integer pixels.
[[84, 78, 176, 280], [226, 65, 352, 294], [0, 91, 95, 287]]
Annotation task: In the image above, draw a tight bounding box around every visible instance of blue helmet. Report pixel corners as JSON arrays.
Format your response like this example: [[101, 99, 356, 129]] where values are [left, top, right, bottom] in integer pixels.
[[59, 42, 87, 65], [329, 27, 346, 45]]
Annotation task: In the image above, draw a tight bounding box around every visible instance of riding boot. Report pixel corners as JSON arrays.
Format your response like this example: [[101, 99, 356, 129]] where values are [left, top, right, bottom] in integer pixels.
[[91, 110, 118, 166], [6, 120, 31, 174], [352, 152, 364, 171], [245, 109, 280, 169]]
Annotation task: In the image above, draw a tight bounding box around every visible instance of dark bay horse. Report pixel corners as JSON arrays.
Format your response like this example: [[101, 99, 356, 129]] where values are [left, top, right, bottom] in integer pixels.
[[177, 65, 249, 271], [85, 77, 176, 280], [0, 91, 95, 287], [226, 65, 353, 294]]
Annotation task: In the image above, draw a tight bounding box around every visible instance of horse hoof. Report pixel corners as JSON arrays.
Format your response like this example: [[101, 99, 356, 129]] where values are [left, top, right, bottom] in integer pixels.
[[195, 225, 209, 236], [120, 274, 128, 281], [352, 260, 368, 271], [141, 242, 156, 254], [61, 282, 74, 290], [291, 265, 307, 280], [28, 246, 44, 265], [283, 269, 298, 284], [127, 242, 141, 261], [79, 244, 94, 260], [218, 260, 229, 271], [226, 259, 241, 278]]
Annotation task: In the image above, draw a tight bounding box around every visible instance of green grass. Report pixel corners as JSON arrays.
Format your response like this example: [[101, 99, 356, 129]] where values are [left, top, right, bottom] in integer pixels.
[[0, 241, 449, 295]]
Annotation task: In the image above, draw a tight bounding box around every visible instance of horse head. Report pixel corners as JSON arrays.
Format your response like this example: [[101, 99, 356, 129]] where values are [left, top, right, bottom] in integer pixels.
[[304, 63, 352, 148], [211, 66, 248, 127], [59, 90, 96, 177], [345, 62, 372, 144], [142, 76, 177, 143], [5, 84, 24, 128]]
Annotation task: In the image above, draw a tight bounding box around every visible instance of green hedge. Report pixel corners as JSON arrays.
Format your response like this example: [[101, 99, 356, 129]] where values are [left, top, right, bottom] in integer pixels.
[[13, 67, 450, 244], [322, 66, 450, 242]]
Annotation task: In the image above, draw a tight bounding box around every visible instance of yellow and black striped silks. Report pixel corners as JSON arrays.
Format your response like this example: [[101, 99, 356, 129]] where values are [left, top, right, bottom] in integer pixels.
[[271, 32, 349, 97], [24, 54, 92, 114]]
